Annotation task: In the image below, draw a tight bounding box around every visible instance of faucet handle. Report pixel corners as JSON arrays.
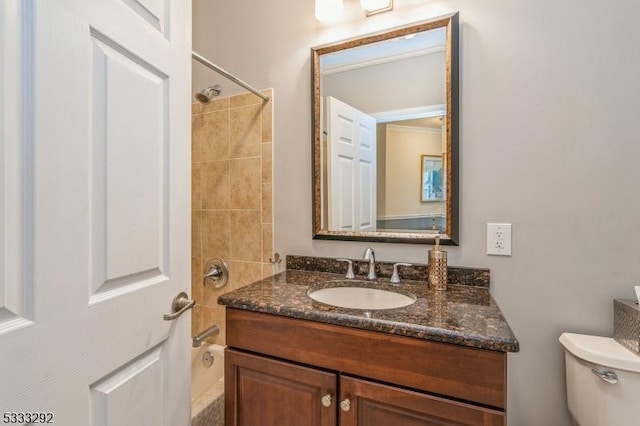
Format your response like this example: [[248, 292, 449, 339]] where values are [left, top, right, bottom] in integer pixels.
[[336, 258, 355, 279], [390, 262, 413, 284], [362, 247, 375, 260]]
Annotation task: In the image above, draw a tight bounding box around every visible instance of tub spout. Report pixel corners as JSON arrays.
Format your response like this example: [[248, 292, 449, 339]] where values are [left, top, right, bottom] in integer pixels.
[[192, 324, 220, 348]]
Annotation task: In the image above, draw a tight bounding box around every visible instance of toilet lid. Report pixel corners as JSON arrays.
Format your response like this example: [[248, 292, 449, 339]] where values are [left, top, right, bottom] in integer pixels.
[[559, 333, 640, 373]]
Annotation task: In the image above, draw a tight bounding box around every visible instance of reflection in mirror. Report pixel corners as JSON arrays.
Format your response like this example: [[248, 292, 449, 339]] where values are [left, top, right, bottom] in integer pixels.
[[421, 154, 444, 203], [312, 12, 459, 244]]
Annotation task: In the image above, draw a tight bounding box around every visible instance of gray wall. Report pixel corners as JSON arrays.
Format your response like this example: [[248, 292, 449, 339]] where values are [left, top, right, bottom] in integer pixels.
[[193, 1, 640, 424], [322, 52, 445, 113]]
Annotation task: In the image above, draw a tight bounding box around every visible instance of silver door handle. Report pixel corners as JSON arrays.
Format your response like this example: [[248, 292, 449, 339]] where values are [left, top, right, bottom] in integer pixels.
[[163, 292, 195, 321], [591, 368, 618, 384]]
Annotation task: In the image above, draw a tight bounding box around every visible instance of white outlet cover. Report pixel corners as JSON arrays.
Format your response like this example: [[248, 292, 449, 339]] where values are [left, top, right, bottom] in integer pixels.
[[487, 223, 512, 256]]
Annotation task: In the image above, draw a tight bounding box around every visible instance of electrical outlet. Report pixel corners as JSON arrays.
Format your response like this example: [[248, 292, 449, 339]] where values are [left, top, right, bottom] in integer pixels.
[[487, 223, 512, 256]]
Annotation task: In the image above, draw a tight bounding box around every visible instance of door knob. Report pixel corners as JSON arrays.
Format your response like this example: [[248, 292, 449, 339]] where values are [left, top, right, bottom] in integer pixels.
[[163, 292, 195, 321]]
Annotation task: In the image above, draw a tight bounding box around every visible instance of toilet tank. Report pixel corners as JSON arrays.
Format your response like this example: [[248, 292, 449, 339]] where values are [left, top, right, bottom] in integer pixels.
[[559, 333, 640, 426]]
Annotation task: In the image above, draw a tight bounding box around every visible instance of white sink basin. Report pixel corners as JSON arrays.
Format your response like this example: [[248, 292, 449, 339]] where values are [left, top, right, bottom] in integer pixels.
[[308, 284, 416, 310]]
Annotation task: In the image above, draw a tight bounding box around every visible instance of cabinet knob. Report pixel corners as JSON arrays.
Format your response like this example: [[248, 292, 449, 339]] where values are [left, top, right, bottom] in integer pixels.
[[339, 398, 351, 412], [321, 394, 332, 407]]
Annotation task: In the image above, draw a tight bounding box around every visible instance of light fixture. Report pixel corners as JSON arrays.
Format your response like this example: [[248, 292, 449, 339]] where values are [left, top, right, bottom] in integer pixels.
[[361, 0, 393, 16], [315, 0, 343, 23]]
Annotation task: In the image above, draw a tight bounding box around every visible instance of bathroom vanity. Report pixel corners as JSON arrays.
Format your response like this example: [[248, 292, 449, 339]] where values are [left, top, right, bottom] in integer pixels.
[[218, 257, 519, 426]]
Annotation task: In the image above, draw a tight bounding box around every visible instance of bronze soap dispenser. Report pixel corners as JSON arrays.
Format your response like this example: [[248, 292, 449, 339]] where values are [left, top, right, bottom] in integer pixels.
[[428, 236, 448, 291]]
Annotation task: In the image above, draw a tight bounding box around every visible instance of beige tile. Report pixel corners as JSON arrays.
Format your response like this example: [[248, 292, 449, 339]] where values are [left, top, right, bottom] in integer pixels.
[[199, 305, 216, 329], [193, 110, 230, 163], [200, 284, 225, 309], [230, 157, 261, 209], [192, 210, 201, 258], [191, 117, 200, 161], [230, 92, 262, 108], [191, 257, 203, 306], [192, 162, 202, 210], [261, 142, 272, 183], [230, 210, 262, 262], [191, 114, 207, 161], [212, 307, 227, 345], [191, 305, 202, 337], [201, 160, 230, 210], [230, 105, 261, 158], [201, 97, 229, 114], [202, 210, 230, 259], [261, 183, 272, 224], [261, 224, 273, 264], [228, 261, 263, 290], [261, 96, 273, 143], [198, 305, 226, 344], [192, 102, 203, 116]]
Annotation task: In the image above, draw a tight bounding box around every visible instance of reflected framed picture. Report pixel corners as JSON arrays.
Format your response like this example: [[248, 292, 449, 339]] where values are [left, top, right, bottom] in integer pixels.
[[421, 155, 444, 202]]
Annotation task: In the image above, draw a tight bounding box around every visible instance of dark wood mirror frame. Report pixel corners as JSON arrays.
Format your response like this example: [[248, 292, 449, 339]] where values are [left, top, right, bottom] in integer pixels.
[[311, 12, 459, 245]]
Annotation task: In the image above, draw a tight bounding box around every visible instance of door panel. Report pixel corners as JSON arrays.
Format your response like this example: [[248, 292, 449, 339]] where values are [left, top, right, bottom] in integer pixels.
[[90, 346, 165, 426], [90, 31, 169, 302], [121, 0, 168, 36], [357, 118, 376, 231], [358, 159, 374, 231], [226, 349, 337, 426], [336, 155, 354, 230], [340, 376, 504, 426], [0, 0, 191, 424], [327, 96, 376, 232], [0, 0, 34, 332]]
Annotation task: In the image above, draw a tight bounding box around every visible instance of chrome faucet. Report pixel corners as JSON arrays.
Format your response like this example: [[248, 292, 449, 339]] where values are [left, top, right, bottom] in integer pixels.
[[362, 248, 377, 280], [390, 262, 413, 284], [192, 324, 220, 348]]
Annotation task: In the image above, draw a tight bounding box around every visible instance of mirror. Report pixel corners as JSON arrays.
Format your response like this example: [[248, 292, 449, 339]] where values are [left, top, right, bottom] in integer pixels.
[[312, 13, 459, 244]]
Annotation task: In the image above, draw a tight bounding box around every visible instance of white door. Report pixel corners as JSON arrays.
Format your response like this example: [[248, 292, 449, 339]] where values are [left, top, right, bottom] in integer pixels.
[[0, 0, 191, 425], [326, 96, 377, 232]]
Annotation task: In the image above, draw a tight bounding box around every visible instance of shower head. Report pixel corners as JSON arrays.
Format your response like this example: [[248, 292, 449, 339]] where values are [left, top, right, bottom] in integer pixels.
[[195, 85, 222, 104]]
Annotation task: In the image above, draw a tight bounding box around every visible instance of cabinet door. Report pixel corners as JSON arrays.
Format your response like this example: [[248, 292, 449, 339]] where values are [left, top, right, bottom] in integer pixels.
[[339, 376, 505, 426], [226, 349, 337, 426]]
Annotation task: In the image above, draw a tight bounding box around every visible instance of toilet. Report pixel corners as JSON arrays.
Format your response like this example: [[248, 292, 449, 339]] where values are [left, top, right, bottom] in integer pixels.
[[559, 333, 640, 426]]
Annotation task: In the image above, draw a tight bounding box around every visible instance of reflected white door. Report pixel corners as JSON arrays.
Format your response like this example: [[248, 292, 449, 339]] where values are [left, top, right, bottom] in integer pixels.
[[326, 96, 377, 232], [0, 0, 191, 425]]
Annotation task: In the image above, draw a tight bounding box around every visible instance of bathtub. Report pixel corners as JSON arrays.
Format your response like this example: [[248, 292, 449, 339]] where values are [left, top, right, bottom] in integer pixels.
[[191, 344, 225, 426]]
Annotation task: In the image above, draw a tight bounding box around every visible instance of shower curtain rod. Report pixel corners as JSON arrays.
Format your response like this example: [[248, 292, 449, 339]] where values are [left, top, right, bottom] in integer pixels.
[[192, 51, 270, 102]]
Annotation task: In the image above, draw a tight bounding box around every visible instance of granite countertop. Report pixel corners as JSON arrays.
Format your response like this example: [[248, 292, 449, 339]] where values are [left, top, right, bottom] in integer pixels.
[[218, 269, 519, 352]]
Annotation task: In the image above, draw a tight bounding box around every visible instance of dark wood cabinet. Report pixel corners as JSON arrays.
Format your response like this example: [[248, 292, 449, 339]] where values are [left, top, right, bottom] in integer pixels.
[[225, 308, 507, 426], [340, 376, 504, 426], [225, 349, 336, 426]]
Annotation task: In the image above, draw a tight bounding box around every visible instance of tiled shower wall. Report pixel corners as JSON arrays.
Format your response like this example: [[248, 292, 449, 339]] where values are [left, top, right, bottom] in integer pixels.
[[191, 89, 274, 343]]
